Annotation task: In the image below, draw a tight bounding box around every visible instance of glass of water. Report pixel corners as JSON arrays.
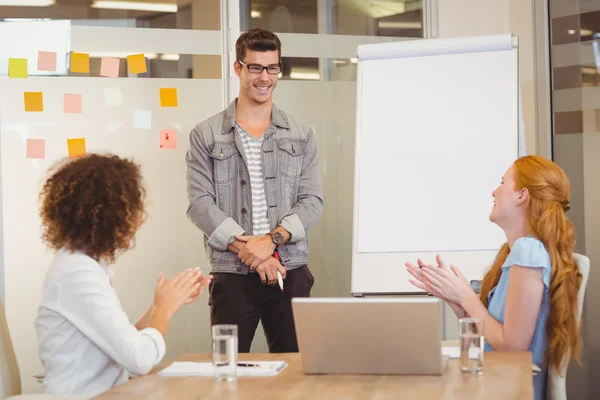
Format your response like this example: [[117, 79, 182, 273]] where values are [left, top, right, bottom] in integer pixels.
[[212, 324, 238, 382], [459, 318, 484, 374]]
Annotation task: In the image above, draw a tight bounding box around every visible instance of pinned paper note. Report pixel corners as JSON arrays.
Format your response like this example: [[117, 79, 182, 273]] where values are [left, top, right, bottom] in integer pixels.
[[38, 51, 57, 72], [64, 94, 82, 114], [133, 109, 152, 130], [9, 58, 28, 78], [67, 138, 86, 158], [100, 57, 120, 78], [26, 139, 45, 159], [107, 123, 123, 133], [104, 87, 123, 107], [160, 88, 178, 107], [160, 130, 177, 149], [24, 92, 43, 112], [70, 52, 90, 73], [127, 54, 147, 75], [172, 123, 183, 132]]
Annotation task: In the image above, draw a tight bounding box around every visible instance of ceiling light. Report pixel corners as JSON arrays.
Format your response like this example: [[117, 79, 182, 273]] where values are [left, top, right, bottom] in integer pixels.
[[350, 58, 358, 64], [251, 10, 262, 18], [91, 1, 177, 13], [290, 69, 320, 80], [567, 29, 576, 35], [580, 28, 594, 36], [159, 53, 179, 61], [0, 0, 55, 5]]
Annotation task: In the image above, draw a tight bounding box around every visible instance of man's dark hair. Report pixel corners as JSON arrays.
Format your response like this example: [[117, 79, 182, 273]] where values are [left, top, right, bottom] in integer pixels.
[[236, 28, 282, 63]]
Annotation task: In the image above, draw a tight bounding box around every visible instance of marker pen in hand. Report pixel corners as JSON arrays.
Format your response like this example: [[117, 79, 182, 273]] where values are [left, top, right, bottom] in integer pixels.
[[273, 251, 284, 292]]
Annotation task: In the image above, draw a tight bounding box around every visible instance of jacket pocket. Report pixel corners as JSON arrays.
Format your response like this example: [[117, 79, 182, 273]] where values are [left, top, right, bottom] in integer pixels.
[[209, 142, 239, 184], [276, 138, 306, 179]]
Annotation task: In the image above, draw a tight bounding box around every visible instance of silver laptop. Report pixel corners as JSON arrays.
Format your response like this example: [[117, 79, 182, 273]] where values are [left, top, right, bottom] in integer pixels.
[[292, 297, 448, 375]]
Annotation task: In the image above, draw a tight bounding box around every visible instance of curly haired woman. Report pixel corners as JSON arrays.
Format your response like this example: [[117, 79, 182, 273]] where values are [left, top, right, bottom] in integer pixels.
[[406, 155, 582, 400], [35, 154, 212, 397]]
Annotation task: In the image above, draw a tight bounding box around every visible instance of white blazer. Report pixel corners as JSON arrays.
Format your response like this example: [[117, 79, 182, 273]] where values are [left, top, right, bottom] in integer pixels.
[[36, 249, 165, 397]]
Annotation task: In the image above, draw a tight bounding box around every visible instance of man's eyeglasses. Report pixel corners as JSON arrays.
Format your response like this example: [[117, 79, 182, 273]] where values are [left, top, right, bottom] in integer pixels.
[[238, 59, 281, 75]]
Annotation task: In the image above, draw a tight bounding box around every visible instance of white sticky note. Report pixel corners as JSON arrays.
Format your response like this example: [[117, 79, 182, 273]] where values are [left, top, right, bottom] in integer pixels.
[[104, 86, 123, 107], [107, 123, 123, 133], [133, 109, 152, 130], [172, 123, 183, 132]]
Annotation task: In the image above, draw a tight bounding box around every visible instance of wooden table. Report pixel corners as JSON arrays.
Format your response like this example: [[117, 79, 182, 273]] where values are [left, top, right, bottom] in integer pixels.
[[95, 352, 533, 399]]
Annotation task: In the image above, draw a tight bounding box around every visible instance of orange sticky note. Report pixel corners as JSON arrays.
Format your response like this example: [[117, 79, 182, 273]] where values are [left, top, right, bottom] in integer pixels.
[[160, 88, 178, 107], [67, 138, 86, 158], [100, 57, 120, 78], [64, 94, 82, 114], [160, 130, 177, 149], [70, 52, 90, 73], [9, 58, 28, 78], [38, 51, 57, 72], [127, 54, 147, 75], [26, 139, 45, 159], [24, 92, 43, 112]]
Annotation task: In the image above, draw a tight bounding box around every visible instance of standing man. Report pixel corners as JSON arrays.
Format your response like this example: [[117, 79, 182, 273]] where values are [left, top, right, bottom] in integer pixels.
[[185, 28, 324, 353]]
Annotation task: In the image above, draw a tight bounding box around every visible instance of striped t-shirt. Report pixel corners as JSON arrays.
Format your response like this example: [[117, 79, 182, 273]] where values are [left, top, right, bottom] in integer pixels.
[[236, 124, 270, 236]]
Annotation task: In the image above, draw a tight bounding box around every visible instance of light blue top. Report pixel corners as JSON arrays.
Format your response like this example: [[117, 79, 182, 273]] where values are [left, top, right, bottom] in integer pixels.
[[484, 236, 552, 400]]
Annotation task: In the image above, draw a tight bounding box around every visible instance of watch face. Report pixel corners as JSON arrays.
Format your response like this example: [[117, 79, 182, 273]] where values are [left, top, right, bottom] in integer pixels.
[[273, 232, 285, 245]]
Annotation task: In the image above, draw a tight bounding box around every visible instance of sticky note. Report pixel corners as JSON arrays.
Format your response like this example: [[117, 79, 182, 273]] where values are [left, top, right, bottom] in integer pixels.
[[100, 57, 120, 78], [127, 54, 147, 75], [70, 52, 90, 73], [26, 139, 45, 159], [133, 109, 152, 130], [67, 138, 86, 158], [24, 92, 43, 112], [38, 51, 57, 72], [9, 58, 28, 78], [103, 86, 123, 107], [160, 88, 178, 107], [64, 94, 82, 114], [160, 130, 177, 149]]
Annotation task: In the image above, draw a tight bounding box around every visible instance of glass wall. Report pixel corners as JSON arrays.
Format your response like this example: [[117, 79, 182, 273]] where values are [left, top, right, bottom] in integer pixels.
[[549, 0, 600, 398]]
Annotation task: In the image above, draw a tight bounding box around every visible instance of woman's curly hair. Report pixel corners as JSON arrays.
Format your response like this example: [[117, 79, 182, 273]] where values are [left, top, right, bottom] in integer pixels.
[[39, 154, 146, 263]]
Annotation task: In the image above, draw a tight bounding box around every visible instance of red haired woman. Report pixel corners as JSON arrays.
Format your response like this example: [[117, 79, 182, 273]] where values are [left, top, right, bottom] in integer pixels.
[[407, 155, 582, 400]]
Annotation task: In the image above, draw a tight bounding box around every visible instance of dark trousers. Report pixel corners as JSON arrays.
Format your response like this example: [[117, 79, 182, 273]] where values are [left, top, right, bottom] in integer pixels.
[[209, 266, 314, 353]]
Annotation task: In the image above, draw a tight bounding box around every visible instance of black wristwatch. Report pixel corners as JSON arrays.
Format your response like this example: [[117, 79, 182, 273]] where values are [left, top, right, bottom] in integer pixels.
[[267, 231, 285, 246]]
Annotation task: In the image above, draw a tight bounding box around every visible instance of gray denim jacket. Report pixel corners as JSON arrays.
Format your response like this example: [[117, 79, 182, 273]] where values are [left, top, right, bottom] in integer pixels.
[[185, 100, 324, 274]]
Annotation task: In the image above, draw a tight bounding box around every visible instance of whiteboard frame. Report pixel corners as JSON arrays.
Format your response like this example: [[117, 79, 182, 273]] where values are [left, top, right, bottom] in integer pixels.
[[351, 35, 520, 296]]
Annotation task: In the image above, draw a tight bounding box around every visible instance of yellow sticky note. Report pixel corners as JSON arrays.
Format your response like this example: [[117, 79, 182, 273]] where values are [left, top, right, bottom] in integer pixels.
[[127, 54, 147, 75], [9, 58, 28, 78], [70, 52, 90, 73], [160, 88, 178, 107], [24, 92, 43, 112], [67, 138, 86, 158]]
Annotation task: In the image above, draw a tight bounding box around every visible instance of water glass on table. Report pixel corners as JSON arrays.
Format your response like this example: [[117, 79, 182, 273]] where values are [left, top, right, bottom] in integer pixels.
[[459, 318, 484, 374], [212, 324, 238, 382]]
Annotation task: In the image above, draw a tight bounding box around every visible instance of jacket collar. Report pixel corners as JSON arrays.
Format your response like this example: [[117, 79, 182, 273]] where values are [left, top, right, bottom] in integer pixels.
[[221, 98, 290, 134]]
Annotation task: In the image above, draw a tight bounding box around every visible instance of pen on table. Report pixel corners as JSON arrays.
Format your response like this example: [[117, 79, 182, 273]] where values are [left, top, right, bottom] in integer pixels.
[[273, 251, 284, 292]]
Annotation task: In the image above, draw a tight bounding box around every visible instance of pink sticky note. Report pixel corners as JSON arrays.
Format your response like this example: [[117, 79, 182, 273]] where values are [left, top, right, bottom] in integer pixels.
[[100, 57, 120, 78], [160, 130, 177, 149], [38, 51, 57, 72], [64, 94, 82, 114], [26, 138, 45, 159]]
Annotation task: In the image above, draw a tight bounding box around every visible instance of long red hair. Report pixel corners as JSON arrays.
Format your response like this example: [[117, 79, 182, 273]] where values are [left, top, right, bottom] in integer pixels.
[[479, 156, 582, 375]]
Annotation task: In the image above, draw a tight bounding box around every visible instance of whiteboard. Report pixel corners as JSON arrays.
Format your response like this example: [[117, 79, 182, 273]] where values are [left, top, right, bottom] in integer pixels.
[[351, 35, 519, 295]]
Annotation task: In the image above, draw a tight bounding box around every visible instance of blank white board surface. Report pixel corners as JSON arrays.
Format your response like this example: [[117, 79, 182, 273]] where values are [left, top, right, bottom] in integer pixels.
[[351, 35, 518, 294]]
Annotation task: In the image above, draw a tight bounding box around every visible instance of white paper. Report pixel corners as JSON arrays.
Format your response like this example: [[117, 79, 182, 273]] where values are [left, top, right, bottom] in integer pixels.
[[103, 87, 123, 108], [107, 123, 123, 133], [442, 346, 481, 359], [158, 361, 287, 377], [442, 346, 460, 359], [133, 109, 152, 130]]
